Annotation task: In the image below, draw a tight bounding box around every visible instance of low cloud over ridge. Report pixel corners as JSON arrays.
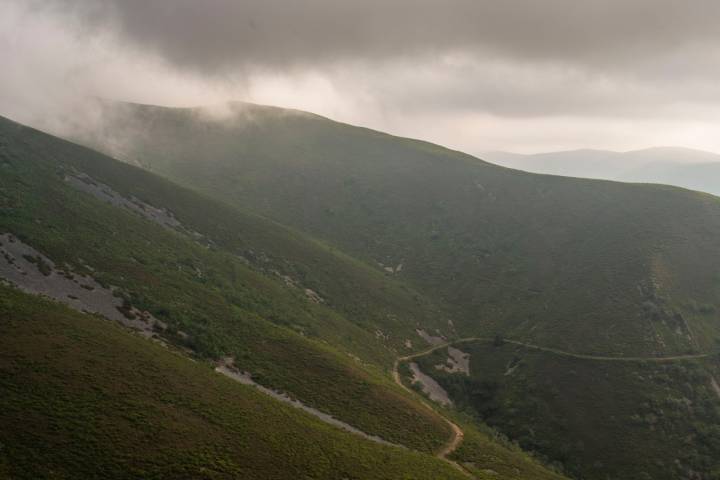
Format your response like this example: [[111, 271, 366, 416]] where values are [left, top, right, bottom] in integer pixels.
[[3, 0, 720, 153]]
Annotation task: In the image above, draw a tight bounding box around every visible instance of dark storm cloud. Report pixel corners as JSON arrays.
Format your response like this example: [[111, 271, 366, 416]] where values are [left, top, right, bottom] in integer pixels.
[[47, 0, 720, 74], [5, 0, 720, 153]]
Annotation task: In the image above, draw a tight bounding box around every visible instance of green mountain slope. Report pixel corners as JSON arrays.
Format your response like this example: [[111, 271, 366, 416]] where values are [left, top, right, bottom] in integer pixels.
[[0, 115, 451, 452], [79, 101, 720, 358], [0, 115, 569, 479], [63, 100, 720, 479], [0, 285, 466, 480]]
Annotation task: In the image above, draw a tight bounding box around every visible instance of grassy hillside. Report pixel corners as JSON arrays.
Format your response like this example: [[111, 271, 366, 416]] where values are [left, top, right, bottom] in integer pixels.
[[448, 423, 568, 480], [0, 115, 571, 479], [78, 101, 720, 357], [411, 341, 720, 479], [6, 114, 450, 359], [0, 285, 468, 480], [0, 115, 452, 452]]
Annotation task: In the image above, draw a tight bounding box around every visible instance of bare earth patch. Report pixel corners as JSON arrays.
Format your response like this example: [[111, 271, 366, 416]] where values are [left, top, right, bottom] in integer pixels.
[[409, 362, 453, 407], [0, 233, 164, 337], [416, 328, 445, 346], [435, 346, 470, 375]]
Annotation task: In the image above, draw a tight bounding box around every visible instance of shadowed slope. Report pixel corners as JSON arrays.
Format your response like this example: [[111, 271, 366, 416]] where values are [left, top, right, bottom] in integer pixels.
[[76, 101, 720, 357]]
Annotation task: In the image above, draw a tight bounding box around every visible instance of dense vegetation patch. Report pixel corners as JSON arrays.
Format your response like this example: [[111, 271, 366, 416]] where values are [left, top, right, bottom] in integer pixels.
[[414, 341, 720, 480], [0, 285, 466, 480], [0, 116, 451, 452]]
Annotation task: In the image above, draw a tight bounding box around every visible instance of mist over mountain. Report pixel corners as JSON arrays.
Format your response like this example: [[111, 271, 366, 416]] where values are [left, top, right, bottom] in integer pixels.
[[6, 0, 720, 154]]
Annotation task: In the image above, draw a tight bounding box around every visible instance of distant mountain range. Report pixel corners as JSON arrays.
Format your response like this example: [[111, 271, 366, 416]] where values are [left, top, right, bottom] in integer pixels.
[[482, 147, 720, 197]]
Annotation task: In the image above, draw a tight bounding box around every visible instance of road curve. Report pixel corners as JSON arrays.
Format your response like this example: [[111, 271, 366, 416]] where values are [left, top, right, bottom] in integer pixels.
[[391, 354, 469, 476], [391, 335, 719, 475]]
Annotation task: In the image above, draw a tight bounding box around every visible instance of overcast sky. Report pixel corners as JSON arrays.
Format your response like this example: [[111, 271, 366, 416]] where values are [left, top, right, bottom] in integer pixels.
[[3, 0, 720, 154]]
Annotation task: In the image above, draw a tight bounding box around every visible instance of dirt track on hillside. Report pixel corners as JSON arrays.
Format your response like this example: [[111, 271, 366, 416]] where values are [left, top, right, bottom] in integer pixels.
[[392, 351, 469, 476], [391, 335, 719, 476]]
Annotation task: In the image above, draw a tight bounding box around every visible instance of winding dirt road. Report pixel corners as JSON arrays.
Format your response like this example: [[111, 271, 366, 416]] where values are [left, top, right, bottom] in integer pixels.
[[391, 336, 719, 476], [392, 353, 469, 475]]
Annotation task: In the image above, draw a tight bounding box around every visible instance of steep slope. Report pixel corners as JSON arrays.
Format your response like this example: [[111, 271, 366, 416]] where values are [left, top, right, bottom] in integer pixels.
[[483, 147, 720, 197], [77, 101, 720, 358], [0, 115, 453, 453], [5, 113, 451, 359], [0, 114, 573, 479], [0, 285, 467, 480]]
